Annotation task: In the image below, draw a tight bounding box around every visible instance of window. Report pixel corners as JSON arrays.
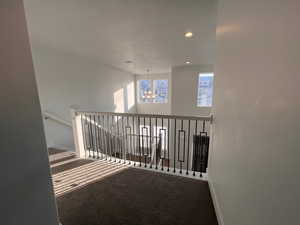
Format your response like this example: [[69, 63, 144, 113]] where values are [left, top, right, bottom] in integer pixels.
[[197, 73, 214, 107], [153, 80, 168, 103], [138, 80, 152, 103], [138, 79, 168, 103]]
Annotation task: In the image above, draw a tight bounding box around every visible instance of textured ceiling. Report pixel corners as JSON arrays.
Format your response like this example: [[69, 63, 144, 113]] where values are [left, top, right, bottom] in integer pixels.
[[25, 0, 217, 74]]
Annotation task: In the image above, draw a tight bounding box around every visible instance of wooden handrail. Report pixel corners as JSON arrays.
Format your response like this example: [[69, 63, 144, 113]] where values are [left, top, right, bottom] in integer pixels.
[[43, 111, 72, 128]]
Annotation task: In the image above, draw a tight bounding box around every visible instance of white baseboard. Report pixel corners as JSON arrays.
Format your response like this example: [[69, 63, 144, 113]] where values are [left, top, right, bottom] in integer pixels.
[[85, 156, 208, 181], [208, 177, 225, 225]]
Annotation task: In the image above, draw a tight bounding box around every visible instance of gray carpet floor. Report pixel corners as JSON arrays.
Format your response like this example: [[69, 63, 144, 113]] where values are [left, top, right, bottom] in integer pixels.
[[49, 149, 218, 225]]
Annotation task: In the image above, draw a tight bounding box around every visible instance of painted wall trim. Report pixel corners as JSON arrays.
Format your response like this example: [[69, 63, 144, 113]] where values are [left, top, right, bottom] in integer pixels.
[[208, 177, 225, 225]]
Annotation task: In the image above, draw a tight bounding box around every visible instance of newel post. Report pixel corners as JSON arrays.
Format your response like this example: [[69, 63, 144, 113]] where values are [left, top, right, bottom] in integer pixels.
[[70, 106, 85, 158]]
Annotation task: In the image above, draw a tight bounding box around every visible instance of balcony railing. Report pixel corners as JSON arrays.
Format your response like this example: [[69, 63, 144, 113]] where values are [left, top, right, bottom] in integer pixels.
[[71, 111, 212, 179]]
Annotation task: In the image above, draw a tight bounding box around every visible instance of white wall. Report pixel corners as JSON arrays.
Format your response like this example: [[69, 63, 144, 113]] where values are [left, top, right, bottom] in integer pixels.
[[171, 65, 213, 116], [136, 73, 171, 114], [0, 0, 59, 224], [24, 37, 136, 151], [136, 66, 215, 117], [209, 0, 300, 225], [24, 1, 137, 151]]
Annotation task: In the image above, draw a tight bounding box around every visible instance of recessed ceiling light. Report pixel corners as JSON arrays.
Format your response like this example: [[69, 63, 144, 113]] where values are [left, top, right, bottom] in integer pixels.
[[124, 60, 133, 64], [185, 61, 191, 64], [185, 32, 193, 38]]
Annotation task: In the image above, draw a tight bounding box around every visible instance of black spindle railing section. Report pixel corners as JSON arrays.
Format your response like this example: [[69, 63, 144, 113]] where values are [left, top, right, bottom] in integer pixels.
[[77, 112, 212, 178]]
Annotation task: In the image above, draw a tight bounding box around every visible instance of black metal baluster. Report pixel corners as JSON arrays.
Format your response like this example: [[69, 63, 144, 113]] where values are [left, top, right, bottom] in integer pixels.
[[98, 114, 103, 159], [177, 119, 185, 174], [117, 115, 121, 163], [138, 117, 141, 167], [116, 115, 119, 162], [125, 116, 128, 164], [119, 115, 122, 162], [102, 114, 107, 160], [111, 115, 114, 161], [204, 120, 209, 175], [126, 116, 131, 165], [193, 120, 198, 176], [128, 116, 131, 164], [86, 114, 90, 157], [133, 116, 136, 166], [149, 117, 152, 169], [141, 120, 145, 166], [119, 116, 124, 163], [95, 115, 100, 159], [110, 115, 113, 161], [147, 117, 150, 167], [111, 115, 117, 162], [186, 120, 191, 175], [92, 114, 98, 158], [93, 115, 97, 158], [167, 118, 170, 172], [160, 118, 163, 170], [122, 116, 126, 164], [97, 113, 103, 159], [109, 116, 112, 160], [92, 115, 96, 158], [130, 116, 133, 164], [97, 114, 101, 159], [86, 114, 91, 158], [105, 115, 109, 160], [173, 119, 177, 173], [88, 114, 93, 158], [81, 113, 87, 158], [89, 115, 95, 158], [106, 115, 109, 160], [155, 117, 158, 170], [161, 117, 165, 171], [90, 115, 95, 158], [144, 117, 148, 167], [114, 115, 117, 161], [112, 115, 115, 161], [200, 120, 206, 178], [94, 115, 98, 158], [107, 115, 112, 161], [141, 118, 144, 166]]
